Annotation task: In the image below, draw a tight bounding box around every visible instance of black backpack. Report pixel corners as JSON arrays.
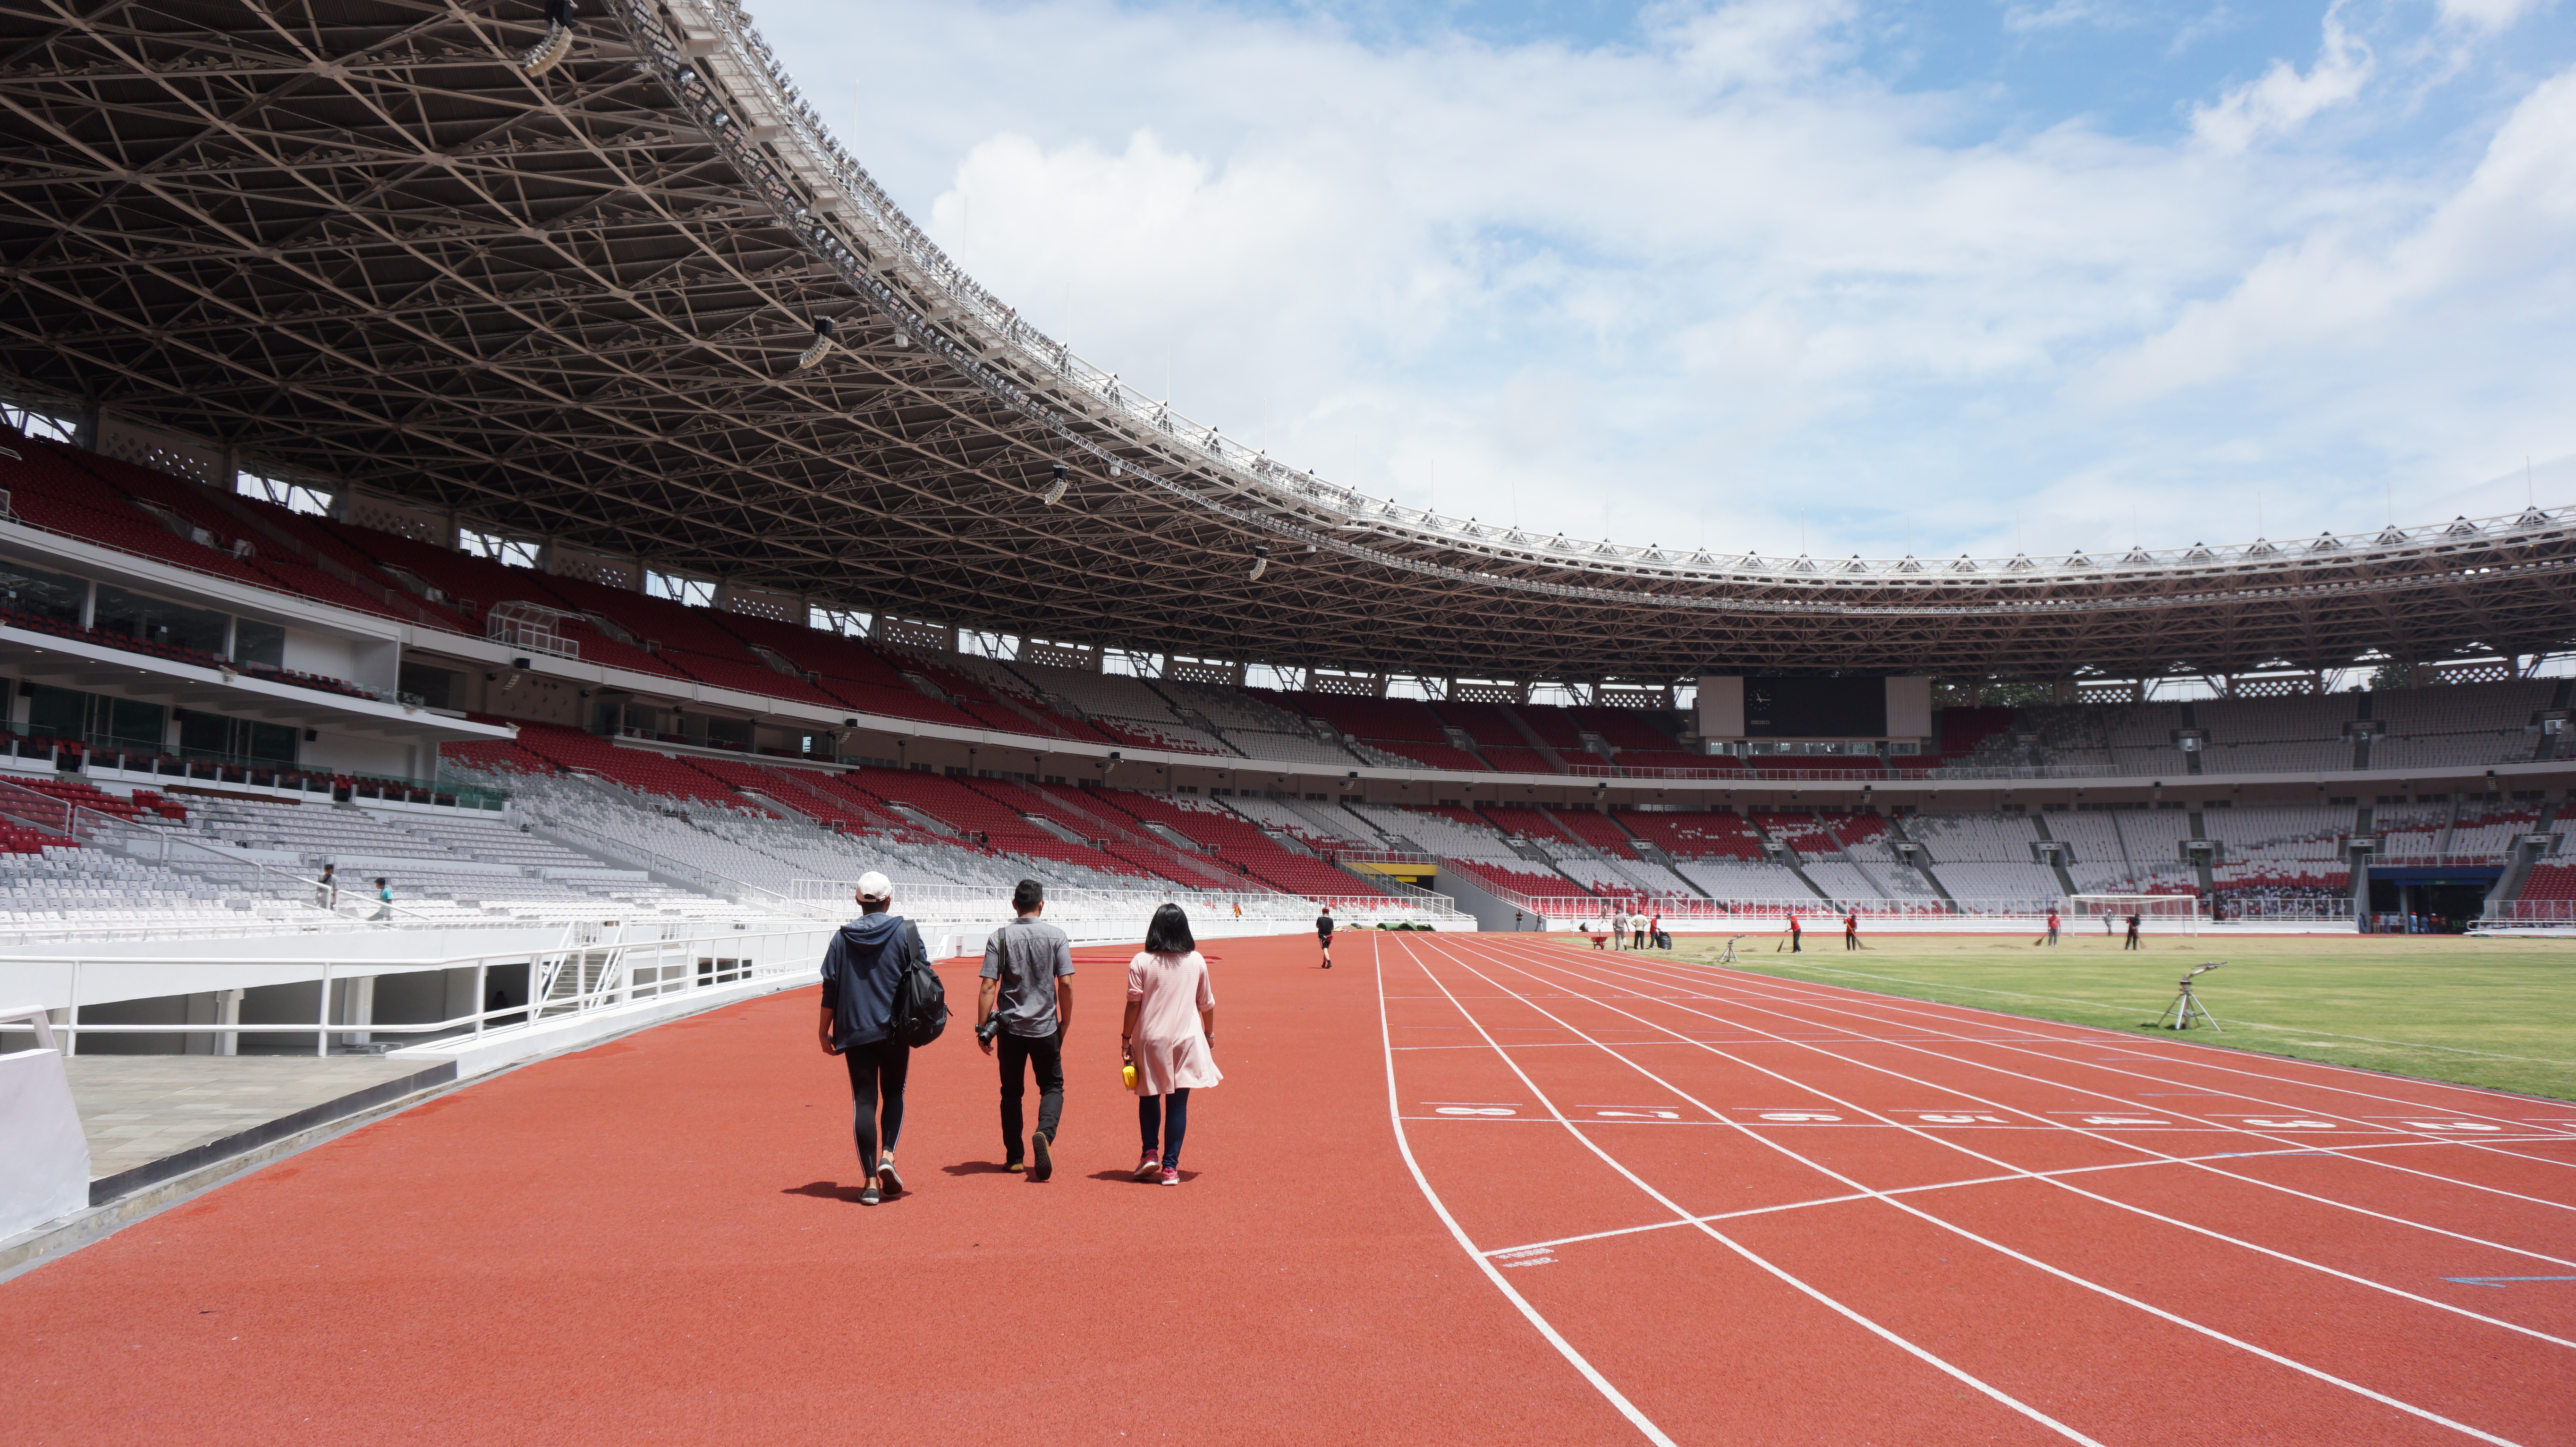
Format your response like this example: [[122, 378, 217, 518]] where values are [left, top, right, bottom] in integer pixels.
[[885, 924, 949, 1048]]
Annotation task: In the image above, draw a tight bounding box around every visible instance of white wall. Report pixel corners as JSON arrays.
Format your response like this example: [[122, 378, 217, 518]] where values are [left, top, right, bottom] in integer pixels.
[[0, 1049, 90, 1235], [280, 625, 360, 683]]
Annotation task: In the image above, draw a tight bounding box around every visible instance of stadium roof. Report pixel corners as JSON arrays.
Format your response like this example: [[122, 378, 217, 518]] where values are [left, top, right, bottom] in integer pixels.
[[3, 0, 2573, 683]]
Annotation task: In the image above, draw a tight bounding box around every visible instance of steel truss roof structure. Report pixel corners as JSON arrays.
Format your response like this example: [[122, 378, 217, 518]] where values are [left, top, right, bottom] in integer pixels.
[[3, 0, 2572, 684]]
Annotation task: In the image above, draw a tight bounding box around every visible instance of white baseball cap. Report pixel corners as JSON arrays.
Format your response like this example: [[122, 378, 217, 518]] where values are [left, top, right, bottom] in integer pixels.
[[856, 871, 893, 902]]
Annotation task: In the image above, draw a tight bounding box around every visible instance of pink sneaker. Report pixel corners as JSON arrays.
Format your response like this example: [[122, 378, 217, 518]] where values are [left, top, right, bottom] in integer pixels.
[[1134, 1152, 1160, 1182], [1159, 1166, 1181, 1186]]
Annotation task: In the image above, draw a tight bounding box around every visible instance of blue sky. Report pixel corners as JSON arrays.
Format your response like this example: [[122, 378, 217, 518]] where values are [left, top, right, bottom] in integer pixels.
[[750, 0, 2576, 560]]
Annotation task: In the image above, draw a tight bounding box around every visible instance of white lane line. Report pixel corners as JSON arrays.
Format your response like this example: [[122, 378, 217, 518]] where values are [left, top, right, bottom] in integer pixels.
[[1368, 937, 1677, 1446], [1589, 948, 2576, 1209], [1426, 934, 2533, 1446], [1392, 936, 2112, 1447], [1479, 940, 2576, 1338], [1474, 1139, 2534, 1259], [1638, 953, 2576, 1171]]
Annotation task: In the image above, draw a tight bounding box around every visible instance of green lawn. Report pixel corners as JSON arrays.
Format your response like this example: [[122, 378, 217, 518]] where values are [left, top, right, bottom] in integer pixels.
[[1649, 930, 2576, 1102]]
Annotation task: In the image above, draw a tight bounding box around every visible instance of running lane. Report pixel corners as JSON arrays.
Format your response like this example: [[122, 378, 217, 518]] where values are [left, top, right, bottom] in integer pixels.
[[1386, 933, 2576, 1446], [3, 934, 1633, 1447]]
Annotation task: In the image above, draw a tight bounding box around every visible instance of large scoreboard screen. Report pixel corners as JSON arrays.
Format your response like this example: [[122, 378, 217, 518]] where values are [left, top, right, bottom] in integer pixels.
[[1742, 677, 1888, 738]]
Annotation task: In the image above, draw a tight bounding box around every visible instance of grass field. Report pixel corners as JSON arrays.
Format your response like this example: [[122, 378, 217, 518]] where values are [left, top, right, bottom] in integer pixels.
[[1647, 929, 2576, 1102]]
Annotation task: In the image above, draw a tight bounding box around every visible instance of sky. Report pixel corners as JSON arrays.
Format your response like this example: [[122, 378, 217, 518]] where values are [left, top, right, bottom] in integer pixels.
[[749, 0, 2576, 562]]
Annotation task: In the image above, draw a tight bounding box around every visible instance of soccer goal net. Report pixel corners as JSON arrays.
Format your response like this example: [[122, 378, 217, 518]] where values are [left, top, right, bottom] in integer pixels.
[[2067, 894, 2202, 936]]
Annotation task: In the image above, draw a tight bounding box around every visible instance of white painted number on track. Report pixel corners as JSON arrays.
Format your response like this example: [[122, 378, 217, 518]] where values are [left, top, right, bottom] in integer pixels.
[[2405, 1121, 2503, 1132], [1758, 1112, 1843, 1123], [1918, 1113, 2011, 1124], [2081, 1116, 2173, 1127], [2240, 1119, 2338, 1130], [1596, 1109, 1684, 1120], [1435, 1106, 1517, 1116]]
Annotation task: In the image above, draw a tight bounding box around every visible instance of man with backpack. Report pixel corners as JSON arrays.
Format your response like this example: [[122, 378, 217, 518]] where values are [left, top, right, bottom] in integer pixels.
[[979, 879, 1074, 1181], [816, 871, 944, 1206]]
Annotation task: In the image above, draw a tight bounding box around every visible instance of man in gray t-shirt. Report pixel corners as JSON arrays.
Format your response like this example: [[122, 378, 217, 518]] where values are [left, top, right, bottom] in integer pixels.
[[978, 878, 1076, 1180]]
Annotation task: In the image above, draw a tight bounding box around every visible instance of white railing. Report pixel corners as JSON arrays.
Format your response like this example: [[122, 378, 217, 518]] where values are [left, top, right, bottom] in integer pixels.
[[787, 878, 1468, 936], [3, 921, 835, 1057], [2485, 902, 2576, 924], [487, 602, 581, 660]]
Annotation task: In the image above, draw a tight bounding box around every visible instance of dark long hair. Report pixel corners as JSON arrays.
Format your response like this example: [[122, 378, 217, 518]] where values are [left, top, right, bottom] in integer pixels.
[[1144, 902, 1195, 955]]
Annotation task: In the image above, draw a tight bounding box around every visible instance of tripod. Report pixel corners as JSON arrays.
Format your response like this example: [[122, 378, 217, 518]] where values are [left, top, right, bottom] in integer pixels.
[[1719, 935, 1745, 963], [2155, 963, 2226, 1030]]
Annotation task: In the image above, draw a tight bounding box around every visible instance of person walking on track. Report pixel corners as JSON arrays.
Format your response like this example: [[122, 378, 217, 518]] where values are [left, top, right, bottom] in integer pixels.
[[2124, 911, 2143, 950], [1124, 903, 1220, 1186], [1844, 911, 1859, 950], [1316, 905, 1334, 969], [817, 871, 928, 1206], [979, 878, 1074, 1182]]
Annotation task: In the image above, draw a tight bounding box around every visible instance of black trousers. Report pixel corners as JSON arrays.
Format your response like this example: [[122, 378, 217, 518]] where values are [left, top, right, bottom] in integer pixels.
[[998, 1027, 1065, 1163], [844, 1038, 910, 1169]]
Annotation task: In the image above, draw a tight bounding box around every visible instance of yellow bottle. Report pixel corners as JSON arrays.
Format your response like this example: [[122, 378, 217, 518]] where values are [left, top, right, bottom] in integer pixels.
[[1122, 1063, 1139, 1090]]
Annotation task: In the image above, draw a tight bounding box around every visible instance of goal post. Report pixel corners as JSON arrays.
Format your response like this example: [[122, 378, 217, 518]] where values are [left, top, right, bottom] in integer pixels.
[[2067, 893, 2202, 937]]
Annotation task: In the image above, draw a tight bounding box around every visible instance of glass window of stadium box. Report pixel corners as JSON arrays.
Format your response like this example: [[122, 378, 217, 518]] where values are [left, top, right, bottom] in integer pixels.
[[178, 708, 297, 765], [232, 616, 285, 669], [398, 662, 460, 710], [0, 557, 86, 626], [24, 682, 166, 751], [92, 584, 227, 655]]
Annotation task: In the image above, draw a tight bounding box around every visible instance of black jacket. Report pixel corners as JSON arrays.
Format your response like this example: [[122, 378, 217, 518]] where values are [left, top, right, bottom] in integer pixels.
[[818, 913, 926, 1051]]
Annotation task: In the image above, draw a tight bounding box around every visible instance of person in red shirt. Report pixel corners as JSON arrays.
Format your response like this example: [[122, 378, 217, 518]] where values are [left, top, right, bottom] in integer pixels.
[[1843, 911, 1859, 950], [1786, 913, 1802, 953]]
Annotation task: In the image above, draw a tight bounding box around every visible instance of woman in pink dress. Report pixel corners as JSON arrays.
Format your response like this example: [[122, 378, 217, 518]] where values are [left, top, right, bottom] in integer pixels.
[[1122, 903, 1220, 1186]]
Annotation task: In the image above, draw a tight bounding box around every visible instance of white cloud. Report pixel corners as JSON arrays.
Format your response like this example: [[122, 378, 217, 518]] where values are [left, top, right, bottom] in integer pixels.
[[759, 0, 2576, 561], [2189, 4, 2373, 153], [2437, 0, 2545, 31]]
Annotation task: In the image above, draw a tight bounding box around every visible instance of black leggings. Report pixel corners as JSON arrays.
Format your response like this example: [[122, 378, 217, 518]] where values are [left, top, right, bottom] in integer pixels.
[[1139, 1088, 1191, 1168], [844, 1039, 910, 1168]]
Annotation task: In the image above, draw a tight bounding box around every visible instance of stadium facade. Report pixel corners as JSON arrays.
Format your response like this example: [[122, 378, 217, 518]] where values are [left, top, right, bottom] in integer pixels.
[[0, 0, 2573, 1083]]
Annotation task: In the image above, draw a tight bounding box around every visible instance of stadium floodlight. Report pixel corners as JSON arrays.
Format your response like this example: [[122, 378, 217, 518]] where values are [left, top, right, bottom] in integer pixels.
[[1247, 542, 1270, 581], [519, 0, 576, 76], [891, 329, 912, 349], [1041, 462, 1069, 505], [795, 317, 834, 369]]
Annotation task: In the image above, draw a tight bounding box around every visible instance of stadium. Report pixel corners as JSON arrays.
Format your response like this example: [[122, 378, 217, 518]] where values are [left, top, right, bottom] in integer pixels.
[[1, 2, 2571, 1443]]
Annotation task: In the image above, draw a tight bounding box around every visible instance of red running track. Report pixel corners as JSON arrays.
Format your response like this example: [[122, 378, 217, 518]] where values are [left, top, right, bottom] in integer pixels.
[[6, 932, 2573, 1444]]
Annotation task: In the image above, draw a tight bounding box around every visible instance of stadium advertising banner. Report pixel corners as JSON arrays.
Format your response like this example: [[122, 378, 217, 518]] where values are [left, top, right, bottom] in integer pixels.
[[1698, 676, 1930, 739]]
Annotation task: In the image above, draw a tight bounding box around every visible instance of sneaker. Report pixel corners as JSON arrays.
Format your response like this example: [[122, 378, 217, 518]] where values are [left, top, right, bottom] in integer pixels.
[[1134, 1151, 1160, 1182], [1159, 1166, 1181, 1186], [1322, 959, 1332, 970], [877, 1159, 904, 1197], [1005, 1161, 1025, 1173], [1031, 1132, 1053, 1183], [859, 1185, 881, 1206]]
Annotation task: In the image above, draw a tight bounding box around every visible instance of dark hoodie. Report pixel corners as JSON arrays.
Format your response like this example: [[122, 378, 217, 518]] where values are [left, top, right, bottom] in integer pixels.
[[818, 912, 927, 1051]]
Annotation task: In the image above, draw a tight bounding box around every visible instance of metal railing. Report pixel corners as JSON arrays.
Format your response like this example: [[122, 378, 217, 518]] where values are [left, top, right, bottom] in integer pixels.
[[6, 920, 835, 1056]]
